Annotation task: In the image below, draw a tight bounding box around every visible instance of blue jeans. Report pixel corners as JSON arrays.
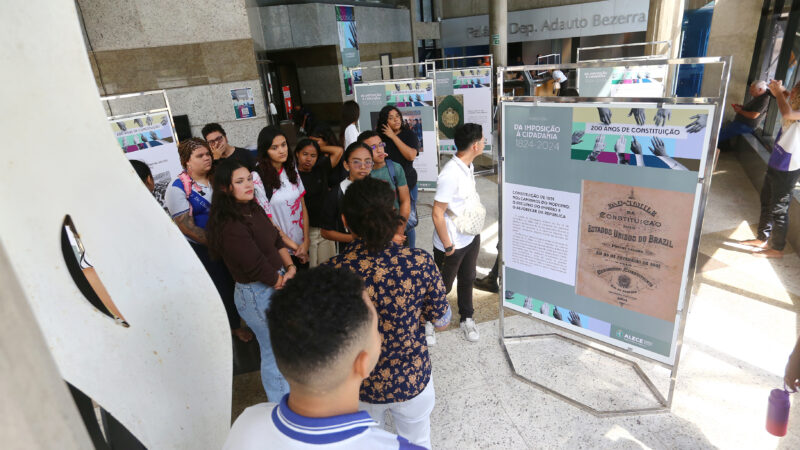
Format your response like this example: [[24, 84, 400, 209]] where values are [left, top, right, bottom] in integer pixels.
[[234, 281, 290, 401], [407, 184, 418, 248], [718, 121, 754, 144]]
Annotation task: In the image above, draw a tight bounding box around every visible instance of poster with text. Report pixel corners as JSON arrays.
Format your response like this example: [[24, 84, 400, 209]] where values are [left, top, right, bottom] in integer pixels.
[[336, 5, 360, 96], [110, 112, 181, 209], [577, 65, 668, 97], [355, 79, 439, 189], [575, 180, 694, 322], [570, 105, 710, 172], [231, 87, 256, 119], [504, 184, 580, 285], [501, 101, 715, 365], [435, 67, 493, 155]]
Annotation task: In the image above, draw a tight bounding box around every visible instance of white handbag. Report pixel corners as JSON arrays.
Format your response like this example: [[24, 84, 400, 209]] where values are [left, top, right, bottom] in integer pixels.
[[448, 191, 486, 236]]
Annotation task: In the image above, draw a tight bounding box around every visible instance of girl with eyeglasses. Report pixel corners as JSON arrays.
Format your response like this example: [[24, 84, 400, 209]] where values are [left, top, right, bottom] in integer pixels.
[[320, 142, 373, 253]]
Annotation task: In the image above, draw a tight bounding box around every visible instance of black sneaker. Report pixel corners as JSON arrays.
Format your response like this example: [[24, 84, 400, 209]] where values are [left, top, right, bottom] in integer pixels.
[[473, 275, 499, 293]]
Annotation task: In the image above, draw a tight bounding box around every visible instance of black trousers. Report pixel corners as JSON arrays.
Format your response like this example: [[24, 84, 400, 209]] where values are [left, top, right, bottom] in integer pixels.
[[191, 242, 240, 329], [434, 235, 480, 322], [757, 167, 800, 251]]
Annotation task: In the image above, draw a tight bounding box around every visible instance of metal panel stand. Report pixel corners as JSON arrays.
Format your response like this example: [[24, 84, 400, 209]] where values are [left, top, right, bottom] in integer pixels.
[[495, 56, 732, 417], [499, 307, 676, 417]]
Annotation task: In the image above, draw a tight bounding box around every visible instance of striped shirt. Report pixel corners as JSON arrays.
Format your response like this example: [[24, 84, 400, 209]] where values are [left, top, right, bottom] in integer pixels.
[[223, 396, 423, 449]]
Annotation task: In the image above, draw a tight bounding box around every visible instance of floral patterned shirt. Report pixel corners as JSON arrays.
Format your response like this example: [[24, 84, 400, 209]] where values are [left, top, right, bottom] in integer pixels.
[[326, 240, 449, 404]]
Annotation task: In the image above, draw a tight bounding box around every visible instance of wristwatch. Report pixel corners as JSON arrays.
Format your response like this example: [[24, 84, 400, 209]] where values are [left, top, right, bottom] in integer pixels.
[[444, 245, 454, 253]]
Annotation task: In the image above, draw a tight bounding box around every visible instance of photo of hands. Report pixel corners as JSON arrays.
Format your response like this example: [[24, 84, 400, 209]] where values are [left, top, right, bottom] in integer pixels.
[[505, 290, 612, 337], [384, 81, 434, 107], [569, 105, 713, 171]]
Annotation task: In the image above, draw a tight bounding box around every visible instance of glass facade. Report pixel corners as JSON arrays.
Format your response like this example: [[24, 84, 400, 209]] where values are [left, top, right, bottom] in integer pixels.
[[750, 0, 800, 146]]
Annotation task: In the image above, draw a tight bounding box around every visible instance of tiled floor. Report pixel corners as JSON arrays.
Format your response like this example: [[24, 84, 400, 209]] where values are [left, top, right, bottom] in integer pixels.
[[232, 152, 800, 448]]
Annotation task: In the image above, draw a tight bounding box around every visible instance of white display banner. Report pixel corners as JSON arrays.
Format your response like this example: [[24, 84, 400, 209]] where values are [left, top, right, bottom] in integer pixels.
[[504, 183, 580, 286], [435, 67, 494, 155], [354, 80, 439, 189], [110, 112, 182, 210], [577, 64, 669, 97], [441, 0, 649, 48]]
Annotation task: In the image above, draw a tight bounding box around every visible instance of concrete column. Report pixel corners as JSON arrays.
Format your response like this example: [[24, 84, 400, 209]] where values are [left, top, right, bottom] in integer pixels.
[[410, 0, 419, 63], [489, 0, 507, 67], [645, 0, 684, 96], [645, 0, 684, 58], [702, 0, 763, 120]]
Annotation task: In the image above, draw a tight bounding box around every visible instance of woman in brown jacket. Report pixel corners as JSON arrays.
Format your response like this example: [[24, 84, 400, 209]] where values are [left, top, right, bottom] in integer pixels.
[[207, 158, 297, 402]]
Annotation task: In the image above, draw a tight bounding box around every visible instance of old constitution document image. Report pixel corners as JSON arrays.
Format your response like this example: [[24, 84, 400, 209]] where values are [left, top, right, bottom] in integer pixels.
[[575, 180, 695, 322]]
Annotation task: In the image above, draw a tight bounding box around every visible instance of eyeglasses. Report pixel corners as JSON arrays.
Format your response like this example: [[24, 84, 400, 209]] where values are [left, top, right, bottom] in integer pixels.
[[349, 159, 374, 169], [207, 135, 225, 146], [368, 143, 386, 151]]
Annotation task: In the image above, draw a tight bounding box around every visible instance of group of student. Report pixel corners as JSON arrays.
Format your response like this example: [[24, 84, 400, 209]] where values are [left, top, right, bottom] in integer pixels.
[[129, 101, 489, 448]]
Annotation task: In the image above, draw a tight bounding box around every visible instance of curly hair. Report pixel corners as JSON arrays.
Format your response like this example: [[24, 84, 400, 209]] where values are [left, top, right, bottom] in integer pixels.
[[268, 266, 371, 388], [256, 125, 298, 192], [206, 158, 248, 260], [177, 137, 210, 168], [376, 105, 407, 138], [342, 177, 404, 253]]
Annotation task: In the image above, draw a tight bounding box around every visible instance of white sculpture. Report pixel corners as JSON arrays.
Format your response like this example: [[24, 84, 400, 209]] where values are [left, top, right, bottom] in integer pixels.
[[0, 1, 232, 448]]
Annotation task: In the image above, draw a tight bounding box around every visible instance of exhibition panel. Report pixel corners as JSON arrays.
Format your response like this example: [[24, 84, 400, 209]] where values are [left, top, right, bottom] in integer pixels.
[[497, 57, 731, 414], [352, 63, 439, 189]]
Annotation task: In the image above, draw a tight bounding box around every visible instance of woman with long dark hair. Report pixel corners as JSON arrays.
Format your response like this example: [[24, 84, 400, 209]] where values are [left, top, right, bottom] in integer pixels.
[[324, 177, 451, 449], [254, 126, 310, 269], [295, 138, 339, 266], [340, 100, 360, 148], [377, 105, 420, 248], [207, 158, 295, 401]]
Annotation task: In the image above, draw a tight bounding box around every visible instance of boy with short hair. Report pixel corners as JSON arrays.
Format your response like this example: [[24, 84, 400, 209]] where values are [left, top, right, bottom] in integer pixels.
[[223, 266, 423, 449]]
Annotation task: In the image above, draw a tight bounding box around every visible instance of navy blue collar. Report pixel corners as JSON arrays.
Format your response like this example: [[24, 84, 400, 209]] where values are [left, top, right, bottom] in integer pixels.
[[271, 395, 376, 444]]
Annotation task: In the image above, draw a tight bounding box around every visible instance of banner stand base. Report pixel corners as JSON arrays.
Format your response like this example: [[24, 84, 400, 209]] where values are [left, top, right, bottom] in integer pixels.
[[499, 325, 675, 417]]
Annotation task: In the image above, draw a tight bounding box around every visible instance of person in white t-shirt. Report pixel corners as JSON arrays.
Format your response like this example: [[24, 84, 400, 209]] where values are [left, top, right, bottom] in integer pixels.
[[255, 126, 311, 269], [223, 266, 424, 450], [341, 100, 361, 149], [431, 123, 485, 343]]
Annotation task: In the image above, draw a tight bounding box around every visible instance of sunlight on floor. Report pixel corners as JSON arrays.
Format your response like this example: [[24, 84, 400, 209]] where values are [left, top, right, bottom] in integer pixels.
[[604, 425, 652, 449], [480, 220, 499, 252]]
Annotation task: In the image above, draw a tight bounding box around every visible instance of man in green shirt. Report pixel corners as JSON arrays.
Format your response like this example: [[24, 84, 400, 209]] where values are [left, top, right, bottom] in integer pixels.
[[359, 131, 410, 220]]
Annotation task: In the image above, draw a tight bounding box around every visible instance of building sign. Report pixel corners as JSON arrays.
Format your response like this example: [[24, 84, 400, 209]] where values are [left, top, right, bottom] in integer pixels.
[[441, 0, 649, 48]]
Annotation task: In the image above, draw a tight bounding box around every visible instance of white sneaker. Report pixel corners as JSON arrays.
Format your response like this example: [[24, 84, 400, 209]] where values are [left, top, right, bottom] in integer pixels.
[[460, 318, 480, 342], [425, 322, 436, 346]]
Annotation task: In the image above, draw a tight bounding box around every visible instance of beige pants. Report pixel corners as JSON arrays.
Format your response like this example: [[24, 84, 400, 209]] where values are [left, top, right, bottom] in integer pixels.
[[308, 227, 336, 267]]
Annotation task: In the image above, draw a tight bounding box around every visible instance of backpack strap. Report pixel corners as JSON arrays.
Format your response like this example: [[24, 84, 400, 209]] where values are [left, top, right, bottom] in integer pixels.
[[385, 160, 401, 197]]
